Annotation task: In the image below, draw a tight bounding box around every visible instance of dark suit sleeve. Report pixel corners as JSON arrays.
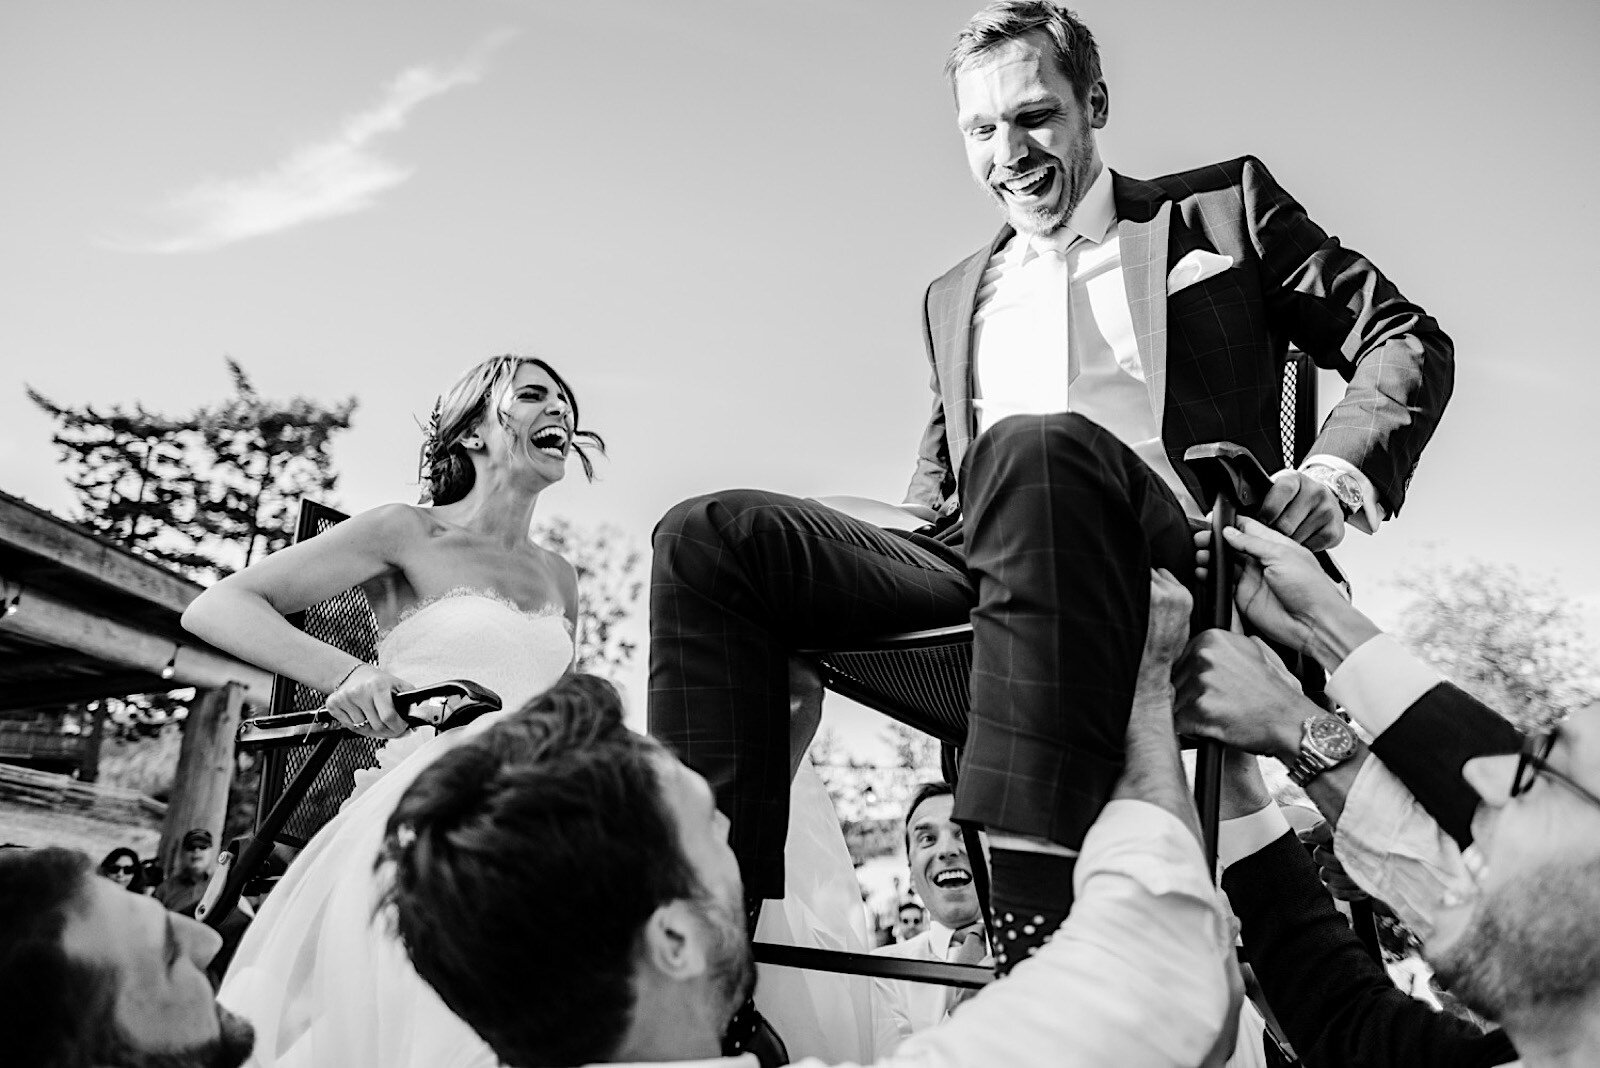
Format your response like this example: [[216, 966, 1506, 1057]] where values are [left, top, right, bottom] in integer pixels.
[[904, 280, 957, 513], [1225, 832, 1518, 1068], [1243, 156, 1454, 517], [1369, 682, 1525, 850]]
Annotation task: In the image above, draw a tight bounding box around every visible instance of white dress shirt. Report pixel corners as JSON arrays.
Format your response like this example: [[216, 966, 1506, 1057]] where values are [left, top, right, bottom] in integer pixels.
[[1323, 635, 1481, 944], [970, 166, 1202, 518], [868, 921, 990, 1058], [597, 800, 1232, 1068], [1218, 634, 1479, 950]]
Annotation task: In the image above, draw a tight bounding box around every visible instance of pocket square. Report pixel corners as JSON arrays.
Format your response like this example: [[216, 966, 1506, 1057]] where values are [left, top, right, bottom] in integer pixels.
[[1167, 249, 1235, 295]]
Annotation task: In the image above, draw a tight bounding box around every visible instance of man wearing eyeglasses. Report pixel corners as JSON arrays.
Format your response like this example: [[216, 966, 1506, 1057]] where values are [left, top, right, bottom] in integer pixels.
[[1176, 515, 1600, 1068]]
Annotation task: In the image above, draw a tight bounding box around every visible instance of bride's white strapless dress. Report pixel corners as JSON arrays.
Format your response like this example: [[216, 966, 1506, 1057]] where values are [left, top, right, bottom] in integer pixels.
[[219, 591, 573, 1068]]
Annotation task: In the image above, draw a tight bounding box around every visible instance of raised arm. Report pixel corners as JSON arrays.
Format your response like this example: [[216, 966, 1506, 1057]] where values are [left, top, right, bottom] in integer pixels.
[[834, 572, 1232, 1068], [181, 502, 422, 735], [1243, 156, 1454, 519]]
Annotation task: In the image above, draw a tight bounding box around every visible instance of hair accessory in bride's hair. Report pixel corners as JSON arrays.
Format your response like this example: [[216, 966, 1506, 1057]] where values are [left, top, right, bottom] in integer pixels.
[[416, 398, 445, 502], [394, 822, 418, 852]]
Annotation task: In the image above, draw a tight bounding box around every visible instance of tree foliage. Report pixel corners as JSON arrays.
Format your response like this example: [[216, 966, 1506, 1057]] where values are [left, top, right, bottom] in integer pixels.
[[1395, 559, 1600, 731], [29, 360, 355, 580], [25, 389, 207, 573], [531, 516, 644, 679], [193, 359, 356, 573], [810, 719, 946, 864]]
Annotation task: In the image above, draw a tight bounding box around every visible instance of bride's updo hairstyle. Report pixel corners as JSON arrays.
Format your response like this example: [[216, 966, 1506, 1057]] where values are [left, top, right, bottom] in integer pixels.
[[418, 354, 606, 505]]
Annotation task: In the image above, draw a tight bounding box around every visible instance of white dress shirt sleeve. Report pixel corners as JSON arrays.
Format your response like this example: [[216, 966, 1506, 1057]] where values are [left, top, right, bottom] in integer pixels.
[[1332, 755, 1474, 945], [788, 800, 1232, 1068], [1218, 802, 1293, 873], [1324, 633, 1444, 738]]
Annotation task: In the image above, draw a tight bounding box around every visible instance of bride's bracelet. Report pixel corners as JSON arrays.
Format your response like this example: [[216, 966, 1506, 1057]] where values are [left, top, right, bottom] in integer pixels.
[[332, 661, 366, 692]]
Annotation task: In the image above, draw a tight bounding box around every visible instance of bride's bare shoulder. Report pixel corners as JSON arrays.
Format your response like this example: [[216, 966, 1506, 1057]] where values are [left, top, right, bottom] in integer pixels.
[[339, 503, 442, 552]]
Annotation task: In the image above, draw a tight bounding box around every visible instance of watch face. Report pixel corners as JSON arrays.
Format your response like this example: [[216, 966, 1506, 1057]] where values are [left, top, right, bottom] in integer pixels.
[[1307, 715, 1357, 760]]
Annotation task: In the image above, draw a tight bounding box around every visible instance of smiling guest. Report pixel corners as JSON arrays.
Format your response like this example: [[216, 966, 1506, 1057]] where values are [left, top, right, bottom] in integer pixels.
[[98, 846, 146, 894], [869, 782, 988, 1057], [0, 847, 256, 1068]]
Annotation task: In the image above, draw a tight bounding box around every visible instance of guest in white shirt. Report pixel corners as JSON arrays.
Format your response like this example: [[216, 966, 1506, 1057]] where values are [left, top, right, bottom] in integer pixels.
[[869, 783, 990, 1057]]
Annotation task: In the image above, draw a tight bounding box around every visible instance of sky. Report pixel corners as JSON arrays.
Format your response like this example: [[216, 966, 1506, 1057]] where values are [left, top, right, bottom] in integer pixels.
[[4, 0, 1598, 759]]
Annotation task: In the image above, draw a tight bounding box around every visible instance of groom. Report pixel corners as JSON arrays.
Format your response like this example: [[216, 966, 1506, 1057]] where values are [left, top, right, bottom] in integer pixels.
[[649, 0, 1453, 980]]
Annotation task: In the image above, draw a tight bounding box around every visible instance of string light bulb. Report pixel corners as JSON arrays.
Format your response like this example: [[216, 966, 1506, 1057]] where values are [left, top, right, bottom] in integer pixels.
[[2, 586, 19, 617], [160, 648, 178, 680]]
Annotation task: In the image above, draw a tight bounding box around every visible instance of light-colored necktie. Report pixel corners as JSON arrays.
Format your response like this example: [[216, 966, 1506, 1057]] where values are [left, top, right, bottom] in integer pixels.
[[944, 925, 988, 1017], [1029, 232, 1082, 388]]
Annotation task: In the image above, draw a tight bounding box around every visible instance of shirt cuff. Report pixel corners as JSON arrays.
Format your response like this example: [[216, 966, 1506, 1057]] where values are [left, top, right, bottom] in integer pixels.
[[1326, 632, 1443, 738], [1217, 803, 1292, 872], [1074, 799, 1214, 902], [1300, 454, 1384, 534]]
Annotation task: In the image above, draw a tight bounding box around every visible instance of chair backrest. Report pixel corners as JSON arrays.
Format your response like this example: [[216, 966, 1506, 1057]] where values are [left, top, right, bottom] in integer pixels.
[[1281, 348, 1318, 468], [252, 501, 383, 846]]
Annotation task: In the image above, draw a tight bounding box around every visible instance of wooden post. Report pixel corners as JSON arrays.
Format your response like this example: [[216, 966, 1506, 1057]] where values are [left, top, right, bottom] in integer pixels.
[[159, 682, 244, 876], [78, 701, 108, 783]]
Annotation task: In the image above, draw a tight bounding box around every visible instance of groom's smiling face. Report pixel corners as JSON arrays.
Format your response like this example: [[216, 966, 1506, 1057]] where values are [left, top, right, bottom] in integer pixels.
[[954, 30, 1108, 237]]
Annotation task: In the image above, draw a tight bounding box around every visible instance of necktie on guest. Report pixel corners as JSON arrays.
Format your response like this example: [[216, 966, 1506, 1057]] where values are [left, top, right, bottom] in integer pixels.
[[944, 924, 989, 1018]]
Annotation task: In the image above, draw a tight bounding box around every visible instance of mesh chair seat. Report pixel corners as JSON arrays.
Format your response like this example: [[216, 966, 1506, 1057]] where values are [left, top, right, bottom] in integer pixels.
[[249, 502, 383, 846], [801, 626, 973, 748]]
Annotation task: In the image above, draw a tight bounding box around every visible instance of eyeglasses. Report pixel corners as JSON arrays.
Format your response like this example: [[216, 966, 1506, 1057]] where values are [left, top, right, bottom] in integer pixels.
[[1512, 724, 1600, 812], [110, 864, 136, 874]]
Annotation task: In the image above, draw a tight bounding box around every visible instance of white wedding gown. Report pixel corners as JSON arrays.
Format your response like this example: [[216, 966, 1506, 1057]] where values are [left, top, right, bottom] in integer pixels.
[[220, 591, 573, 1068]]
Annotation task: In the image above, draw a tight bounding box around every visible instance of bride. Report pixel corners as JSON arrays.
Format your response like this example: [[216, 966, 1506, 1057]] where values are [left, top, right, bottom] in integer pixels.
[[182, 353, 603, 1068]]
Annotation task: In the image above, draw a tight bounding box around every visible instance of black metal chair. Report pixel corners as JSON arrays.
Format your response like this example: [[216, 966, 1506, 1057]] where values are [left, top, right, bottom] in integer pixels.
[[201, 502, 501, 926]]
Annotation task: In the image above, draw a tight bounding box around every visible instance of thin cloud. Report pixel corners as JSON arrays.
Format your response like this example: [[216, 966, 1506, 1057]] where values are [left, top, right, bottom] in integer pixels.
[[112, 30, 515, 254]]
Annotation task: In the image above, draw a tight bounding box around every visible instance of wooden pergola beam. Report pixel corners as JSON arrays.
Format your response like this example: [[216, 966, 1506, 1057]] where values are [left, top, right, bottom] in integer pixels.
[[0, 582, 271, 708], [0, 493, 203, 616]]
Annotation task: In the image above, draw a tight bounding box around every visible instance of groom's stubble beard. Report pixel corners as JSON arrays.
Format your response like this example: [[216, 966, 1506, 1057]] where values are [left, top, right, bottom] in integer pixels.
[[104, 1003, 256, 1068], [982, 122, 1098, 238], [1429, 854, 1600, 1021]]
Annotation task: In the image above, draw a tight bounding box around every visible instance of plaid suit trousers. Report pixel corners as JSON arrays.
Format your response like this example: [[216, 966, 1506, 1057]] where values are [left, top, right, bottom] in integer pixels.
[[648, 412, 1195, 900]]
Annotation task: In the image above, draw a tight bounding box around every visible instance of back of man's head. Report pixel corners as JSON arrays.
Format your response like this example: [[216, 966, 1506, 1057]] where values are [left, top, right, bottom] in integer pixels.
[[380, 673, 703, 1066], [0, 847, 118, 1068]]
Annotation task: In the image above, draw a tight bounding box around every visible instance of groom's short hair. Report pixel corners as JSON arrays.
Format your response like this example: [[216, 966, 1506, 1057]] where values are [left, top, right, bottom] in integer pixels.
[[380, 673, 702, 1067], [946, 1, 1103, 103]]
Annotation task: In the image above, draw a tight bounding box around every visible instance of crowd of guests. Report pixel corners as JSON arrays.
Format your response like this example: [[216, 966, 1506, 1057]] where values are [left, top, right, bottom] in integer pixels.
[[88, 828, 219, 908]]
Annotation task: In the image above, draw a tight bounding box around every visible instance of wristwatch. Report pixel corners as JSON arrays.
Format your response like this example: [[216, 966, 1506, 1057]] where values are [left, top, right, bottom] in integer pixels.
[[1285, 712, 1359, 787], [1303, 465, 1364, 518]]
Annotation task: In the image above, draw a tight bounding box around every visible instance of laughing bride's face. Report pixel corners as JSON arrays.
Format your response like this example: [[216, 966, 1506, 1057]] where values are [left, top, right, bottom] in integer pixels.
[[475, 363, 574, 482]]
